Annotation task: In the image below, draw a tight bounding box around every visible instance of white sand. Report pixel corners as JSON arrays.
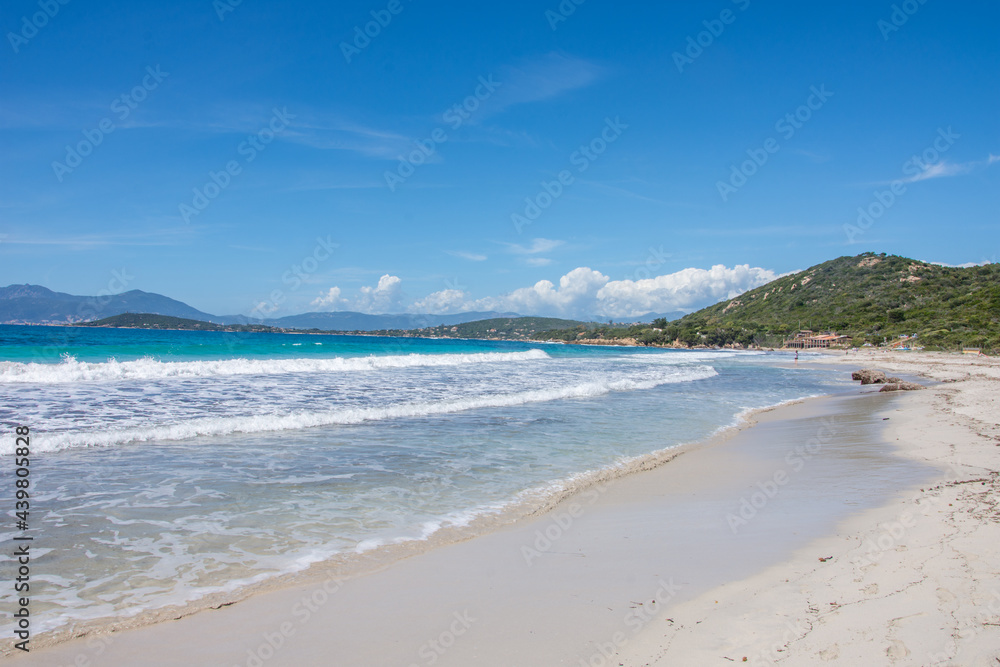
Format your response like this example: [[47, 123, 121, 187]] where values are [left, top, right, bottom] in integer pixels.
[[619, 351, 1000, 666]]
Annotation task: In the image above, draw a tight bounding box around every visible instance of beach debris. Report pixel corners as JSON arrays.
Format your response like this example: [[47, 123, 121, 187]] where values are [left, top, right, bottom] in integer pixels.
[[852, 369, 888, 384], [819, 556, 833, 562], [879, 382, 926, 392]]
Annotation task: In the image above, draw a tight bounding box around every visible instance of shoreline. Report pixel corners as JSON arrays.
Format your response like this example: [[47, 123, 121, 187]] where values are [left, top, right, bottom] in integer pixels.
[[16, 371, 936, 665], [10, 384, 826, 654], [619, 350, 1000, 665]]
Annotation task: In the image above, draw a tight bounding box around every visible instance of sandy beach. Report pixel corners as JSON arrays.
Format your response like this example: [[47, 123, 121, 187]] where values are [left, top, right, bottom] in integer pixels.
[[16, 351, 1000, 666], [620, 350, 1000, 666]]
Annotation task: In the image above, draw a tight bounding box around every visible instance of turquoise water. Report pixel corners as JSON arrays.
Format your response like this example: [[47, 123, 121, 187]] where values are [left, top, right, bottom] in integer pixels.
[[0, 325, 848, 637]]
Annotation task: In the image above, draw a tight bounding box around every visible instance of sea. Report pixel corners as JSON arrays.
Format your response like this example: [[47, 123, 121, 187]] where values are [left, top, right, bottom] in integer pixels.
[[0, 324, 851, 639]]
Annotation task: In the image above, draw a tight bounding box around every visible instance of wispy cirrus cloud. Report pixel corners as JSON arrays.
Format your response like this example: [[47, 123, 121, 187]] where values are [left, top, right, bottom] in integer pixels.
[[480, 52, 606, 119], [445, 250, 488, 261], [900, 154, 999, 184], [499, 238, 565, 255]]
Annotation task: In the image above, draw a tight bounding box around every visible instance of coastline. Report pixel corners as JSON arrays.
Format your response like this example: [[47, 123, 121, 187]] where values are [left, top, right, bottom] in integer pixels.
[[620, 350, 1000, 665], [8, 378, 824, 654], [15, 365, 945, 665]]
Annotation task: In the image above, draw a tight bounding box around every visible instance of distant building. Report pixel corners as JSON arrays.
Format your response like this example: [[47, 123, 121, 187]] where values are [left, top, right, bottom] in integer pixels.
[[785, 331, 851, 349]]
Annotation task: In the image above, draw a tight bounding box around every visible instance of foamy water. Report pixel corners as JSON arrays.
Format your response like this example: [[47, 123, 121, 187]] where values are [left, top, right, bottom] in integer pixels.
[[0, 326, 849, 638]]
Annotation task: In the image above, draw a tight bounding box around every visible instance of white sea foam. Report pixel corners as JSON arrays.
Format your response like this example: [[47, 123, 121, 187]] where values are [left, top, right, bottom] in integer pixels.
[[0, 349, 551, 384], [14, 365, 718, 454]]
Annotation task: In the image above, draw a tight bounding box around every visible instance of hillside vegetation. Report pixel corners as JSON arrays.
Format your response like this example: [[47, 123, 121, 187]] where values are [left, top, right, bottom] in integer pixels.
[[533, 253, 1000, 352], [77, 313, 277, 332]]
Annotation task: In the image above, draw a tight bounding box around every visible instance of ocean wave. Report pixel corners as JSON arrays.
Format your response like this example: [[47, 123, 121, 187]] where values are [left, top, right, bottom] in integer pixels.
[[11, 365, 718, 454], [0, 349, 551, 384]]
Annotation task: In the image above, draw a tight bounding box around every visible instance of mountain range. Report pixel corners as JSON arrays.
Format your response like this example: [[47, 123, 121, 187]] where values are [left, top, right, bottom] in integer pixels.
[[0, 284, 520, 330]]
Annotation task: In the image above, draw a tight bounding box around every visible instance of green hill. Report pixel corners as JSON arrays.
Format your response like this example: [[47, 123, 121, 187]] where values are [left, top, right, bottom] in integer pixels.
[[533, 253, 1000, 352], [76, 313, 277, 332]]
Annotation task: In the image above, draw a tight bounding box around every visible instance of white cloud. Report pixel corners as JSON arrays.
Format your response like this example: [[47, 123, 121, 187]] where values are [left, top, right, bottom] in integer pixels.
[[595, 265, 777, 318], [928, 259, 994, 268], [525, 257, 553, 267], [311, 287, 344, 311], [411, 289, 469, 314], [355, 274, 404, 313], [303, 264, 778, 320], [467, 264, 777, 319]]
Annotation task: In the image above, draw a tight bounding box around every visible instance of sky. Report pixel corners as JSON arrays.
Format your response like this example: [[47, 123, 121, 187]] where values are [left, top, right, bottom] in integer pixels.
[[1, 0, 998, 320]]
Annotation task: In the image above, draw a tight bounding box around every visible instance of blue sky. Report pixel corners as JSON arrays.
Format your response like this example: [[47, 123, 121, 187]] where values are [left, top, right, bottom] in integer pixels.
[[2, 0, 998, 320]]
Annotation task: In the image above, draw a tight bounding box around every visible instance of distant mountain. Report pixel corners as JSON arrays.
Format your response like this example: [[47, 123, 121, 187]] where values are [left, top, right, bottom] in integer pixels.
[[0, 285, 218, 324], [270, 310, 519, 330], [0, 284, 520, 330]]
